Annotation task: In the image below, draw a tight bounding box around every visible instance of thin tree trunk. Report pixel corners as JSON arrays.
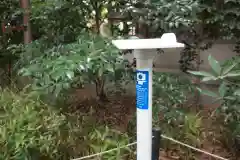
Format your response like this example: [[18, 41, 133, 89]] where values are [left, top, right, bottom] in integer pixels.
[[93, 1, 100, 34], [194, 22, 204, 109], [95, 78, 107, 101], [21, 0, 32, 44], [194, 46, 201, 108], [95, 13, 100, 34]]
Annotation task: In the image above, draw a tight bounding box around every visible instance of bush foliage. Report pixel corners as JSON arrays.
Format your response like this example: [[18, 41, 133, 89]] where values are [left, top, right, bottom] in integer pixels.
[[18, 33, 132, 100], [0, 89, 73, 159], [0, 89, 134, 160]]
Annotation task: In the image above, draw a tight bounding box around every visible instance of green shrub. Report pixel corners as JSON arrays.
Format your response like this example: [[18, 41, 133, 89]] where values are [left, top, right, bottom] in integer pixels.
[[152, 72, 194, 126], [0, 89, 135, 160], [0, 89, 74, 160], [18, 32, 132, 100], [189, 55, 240, 155], [87, 126, 133, 160]]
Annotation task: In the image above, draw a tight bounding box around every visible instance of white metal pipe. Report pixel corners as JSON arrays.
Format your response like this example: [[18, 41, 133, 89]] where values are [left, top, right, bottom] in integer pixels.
[[134, 49, 156, 160]]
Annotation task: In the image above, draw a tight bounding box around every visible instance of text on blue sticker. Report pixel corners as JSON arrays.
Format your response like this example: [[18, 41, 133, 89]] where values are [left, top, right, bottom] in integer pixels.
[[136, 70, 149, 110]]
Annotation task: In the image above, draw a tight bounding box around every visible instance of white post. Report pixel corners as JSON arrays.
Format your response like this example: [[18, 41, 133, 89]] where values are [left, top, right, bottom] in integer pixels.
[[111, 33, 184, 160], [134, 49, 156, 160]]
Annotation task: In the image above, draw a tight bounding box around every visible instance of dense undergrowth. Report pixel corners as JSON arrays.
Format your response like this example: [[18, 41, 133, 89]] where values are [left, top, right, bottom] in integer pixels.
[[2, 53, 240, 159], [0, 0, 240, 159], [0, 89, 133, 160], [0, 70, 201, 160], [190, 55, 240, 158], [1, 55, 240, 159], [1, 31, 239, 159]]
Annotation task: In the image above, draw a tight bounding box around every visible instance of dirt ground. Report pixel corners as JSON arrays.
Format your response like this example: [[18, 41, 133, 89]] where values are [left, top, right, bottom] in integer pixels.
[[68, 87, 234, 160]]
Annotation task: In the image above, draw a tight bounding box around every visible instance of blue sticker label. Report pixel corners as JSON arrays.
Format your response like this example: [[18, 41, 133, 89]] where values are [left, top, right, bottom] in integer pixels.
[[136, 70, 149, 110]]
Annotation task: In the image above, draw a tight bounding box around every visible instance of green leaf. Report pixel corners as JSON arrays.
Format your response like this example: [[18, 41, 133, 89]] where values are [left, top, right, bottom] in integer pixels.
[[224, 96, 236, 100], [51, 71, 62, 81], [219, 82, 227, 97], [106, 64, 114, 72], [197, 88, 218, 98], [62, 83, 70, 89], [98, 68, 104, 77], [222, 61, 238, 75], [208, 55, 221, 75], [18, 68, 32, 76], [188, 71, 214, 77], [202, 76, 217, 82], [222, 71, 240, 78], [66, 71, 74, 80], [234, 89, 240, 96], [54, 84, 62, 97]]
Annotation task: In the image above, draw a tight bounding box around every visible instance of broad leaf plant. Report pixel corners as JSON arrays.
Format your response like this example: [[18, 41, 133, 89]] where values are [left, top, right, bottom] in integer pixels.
[[19, 32, 132, 100]]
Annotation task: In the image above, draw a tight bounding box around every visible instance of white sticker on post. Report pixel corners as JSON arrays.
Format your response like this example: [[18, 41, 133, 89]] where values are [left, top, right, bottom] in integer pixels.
[[136, 70, 149, 110]]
